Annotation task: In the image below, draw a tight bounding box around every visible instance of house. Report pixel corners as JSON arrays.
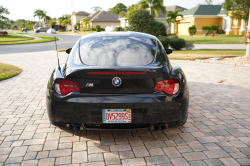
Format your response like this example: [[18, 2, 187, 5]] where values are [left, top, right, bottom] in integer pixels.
[[119, 5, 187, 29], [155, 5, 187, 27], [174, 5, 246, 35], [71, 10, 120, 29], [71, 11, 90, 26]]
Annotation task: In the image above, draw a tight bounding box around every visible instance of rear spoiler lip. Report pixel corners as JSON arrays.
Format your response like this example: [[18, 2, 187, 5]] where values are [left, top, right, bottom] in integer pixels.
[[65, 63, 167, 78]]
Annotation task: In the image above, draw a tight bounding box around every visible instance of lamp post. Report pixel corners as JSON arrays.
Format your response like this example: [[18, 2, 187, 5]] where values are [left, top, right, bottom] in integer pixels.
[[71, 0, 74, 33], [246, 7, 250, 57]]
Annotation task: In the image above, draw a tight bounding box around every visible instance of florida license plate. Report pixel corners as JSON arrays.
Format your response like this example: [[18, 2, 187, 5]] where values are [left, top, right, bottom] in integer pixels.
[[103, 109, 131, 123]]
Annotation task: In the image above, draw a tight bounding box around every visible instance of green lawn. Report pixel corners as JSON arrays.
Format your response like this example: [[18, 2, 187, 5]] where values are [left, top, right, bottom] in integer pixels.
[[0, 63, 22, 81], [169, 49, 246, 60], [0, 35, 34, 42], [0, 34, 58, 45], [179, 35, 244, 44]]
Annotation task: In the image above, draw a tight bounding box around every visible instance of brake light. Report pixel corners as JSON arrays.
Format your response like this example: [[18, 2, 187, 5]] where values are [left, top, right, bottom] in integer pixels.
[[54, 79, 80, 95], [86, 72, 147, 75], [154, 79, 180, 95]]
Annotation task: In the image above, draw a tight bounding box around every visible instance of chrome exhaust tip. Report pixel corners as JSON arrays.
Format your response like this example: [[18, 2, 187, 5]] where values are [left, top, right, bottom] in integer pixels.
[[67, 124, 74, 130], [154, 124, 160, 130], [160, 124, 166, 130]]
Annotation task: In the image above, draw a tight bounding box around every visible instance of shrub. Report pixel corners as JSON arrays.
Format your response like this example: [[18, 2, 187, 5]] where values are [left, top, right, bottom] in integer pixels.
[[57, 30, 66, 32], [158, 36, 171, 49], [188, 25, 197, 36], [217, 28, 225, 34], [155, 21, 167, 36], [128, 10, 158, 36], [211, 25, 219, 34], [114, 27, 124, 31], [170, 38, 186, 50], [167, 34, 178, 40], [96, 25, 101, 32], [128, 10, 167, 37], [202, 26, 212, 36]]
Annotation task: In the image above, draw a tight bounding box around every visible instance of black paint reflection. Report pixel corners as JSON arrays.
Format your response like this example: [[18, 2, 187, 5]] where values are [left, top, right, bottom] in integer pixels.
[[79, 37, 157, 66]]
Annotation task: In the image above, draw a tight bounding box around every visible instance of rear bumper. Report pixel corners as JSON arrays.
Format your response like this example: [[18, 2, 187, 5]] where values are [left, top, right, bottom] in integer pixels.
[[46, 89, 189, 129]]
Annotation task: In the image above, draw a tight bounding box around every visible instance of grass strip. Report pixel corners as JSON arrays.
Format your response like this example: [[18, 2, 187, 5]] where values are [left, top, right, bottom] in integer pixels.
[[179, 35, 244, 44], [57, 48, 68, 52], [0, 63, 22, 81], [0, 35, 33, 42], [0, 35, 58, 45], [169, 49, 246, 60]]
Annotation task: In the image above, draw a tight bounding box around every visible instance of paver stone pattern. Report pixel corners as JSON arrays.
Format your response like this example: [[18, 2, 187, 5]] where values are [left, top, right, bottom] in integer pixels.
[[0, 51, 249, 166]]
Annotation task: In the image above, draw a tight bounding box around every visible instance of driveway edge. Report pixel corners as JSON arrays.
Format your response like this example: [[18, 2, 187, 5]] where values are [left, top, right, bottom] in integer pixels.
[[195, 59, 250, 67]]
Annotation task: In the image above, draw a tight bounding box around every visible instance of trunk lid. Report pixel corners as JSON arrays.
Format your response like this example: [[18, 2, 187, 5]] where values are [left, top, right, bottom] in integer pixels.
[[66, 66, 170, 94]]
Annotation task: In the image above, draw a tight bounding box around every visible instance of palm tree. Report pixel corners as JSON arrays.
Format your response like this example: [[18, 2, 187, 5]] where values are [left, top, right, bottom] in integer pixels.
[[139, 0, 166, 17], [61, 20, 69, 31], [33, 9, 44, 26], [82, 18, 90, 29], [126, 4, 140, 19], [166, 8, 183, 34], [44, 15, 51, 26], [58, 15, 70, 25], [48, 21, 56, 28]]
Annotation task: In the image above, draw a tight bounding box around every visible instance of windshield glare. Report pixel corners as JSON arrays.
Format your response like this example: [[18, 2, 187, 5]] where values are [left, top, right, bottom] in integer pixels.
[[79, 37, 156, 66]]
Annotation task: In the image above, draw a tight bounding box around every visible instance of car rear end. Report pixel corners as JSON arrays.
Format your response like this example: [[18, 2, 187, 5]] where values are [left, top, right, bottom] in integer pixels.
[[46, 32, 189, 130]]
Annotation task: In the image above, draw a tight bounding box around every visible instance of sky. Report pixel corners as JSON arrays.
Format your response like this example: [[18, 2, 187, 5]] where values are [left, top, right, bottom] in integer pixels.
[[1, 0, 225, 21]]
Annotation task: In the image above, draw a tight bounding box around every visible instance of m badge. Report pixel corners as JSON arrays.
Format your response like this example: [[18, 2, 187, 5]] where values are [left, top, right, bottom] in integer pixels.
[[86, 83, 94, 87]]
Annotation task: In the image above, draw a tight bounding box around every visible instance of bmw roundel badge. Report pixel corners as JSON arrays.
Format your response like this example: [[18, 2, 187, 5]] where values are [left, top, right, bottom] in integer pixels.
[[112, 77, 122, 87]]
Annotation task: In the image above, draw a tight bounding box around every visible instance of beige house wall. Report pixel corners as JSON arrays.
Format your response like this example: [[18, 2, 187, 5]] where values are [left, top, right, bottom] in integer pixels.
[[92, 22, 120, 29], [72, 15, 88, 26]]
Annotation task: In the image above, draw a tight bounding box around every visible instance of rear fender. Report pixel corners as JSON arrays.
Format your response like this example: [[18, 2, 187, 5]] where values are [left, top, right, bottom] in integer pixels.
[[169, 64, 188, 90], [47, 65, 65, 96]]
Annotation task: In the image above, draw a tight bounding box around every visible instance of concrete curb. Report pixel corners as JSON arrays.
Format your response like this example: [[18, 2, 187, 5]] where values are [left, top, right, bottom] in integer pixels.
[[195, 59, 250, 67]]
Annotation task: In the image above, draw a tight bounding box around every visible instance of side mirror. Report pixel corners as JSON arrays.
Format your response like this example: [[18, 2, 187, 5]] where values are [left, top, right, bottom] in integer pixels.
[[66, 48, 72, 54], [165, 49, 172, 54]]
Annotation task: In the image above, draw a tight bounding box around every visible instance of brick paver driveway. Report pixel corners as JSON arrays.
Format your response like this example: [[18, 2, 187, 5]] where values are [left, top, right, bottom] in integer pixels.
[[0, 51, 250, 166]]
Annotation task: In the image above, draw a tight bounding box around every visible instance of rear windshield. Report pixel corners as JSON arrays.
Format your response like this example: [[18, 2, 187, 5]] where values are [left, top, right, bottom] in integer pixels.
[[79, 36, 156, 66]]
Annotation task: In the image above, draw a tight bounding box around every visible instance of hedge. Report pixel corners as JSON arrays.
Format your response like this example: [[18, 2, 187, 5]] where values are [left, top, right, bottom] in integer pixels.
[[170, 38, 186, 50]]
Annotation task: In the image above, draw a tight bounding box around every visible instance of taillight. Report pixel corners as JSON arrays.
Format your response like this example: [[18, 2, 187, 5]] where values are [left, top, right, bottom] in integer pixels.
[[154, 79, 180, 95], [54, 79, 80, 95]]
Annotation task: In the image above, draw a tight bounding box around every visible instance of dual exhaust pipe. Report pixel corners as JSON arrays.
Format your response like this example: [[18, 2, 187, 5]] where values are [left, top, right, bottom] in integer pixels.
[[67, 124, 82, 131], [153, 124, 166, 130]]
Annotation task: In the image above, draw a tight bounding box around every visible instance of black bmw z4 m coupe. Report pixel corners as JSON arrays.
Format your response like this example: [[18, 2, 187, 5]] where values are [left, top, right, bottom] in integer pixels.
[[46, 31, 189, 131]]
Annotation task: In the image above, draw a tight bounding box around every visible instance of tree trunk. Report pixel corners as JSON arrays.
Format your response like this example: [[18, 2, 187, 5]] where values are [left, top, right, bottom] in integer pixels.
[[246, 7, 250, 58], [174, 20, 176, 34]]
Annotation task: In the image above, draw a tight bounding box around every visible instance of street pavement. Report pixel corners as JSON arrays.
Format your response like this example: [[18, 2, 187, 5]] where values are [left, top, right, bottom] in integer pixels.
[[0, 31, 247, 54], [0, 32, 81, 54], [194, 44, 246, 50], [0, 51, 250, 165]]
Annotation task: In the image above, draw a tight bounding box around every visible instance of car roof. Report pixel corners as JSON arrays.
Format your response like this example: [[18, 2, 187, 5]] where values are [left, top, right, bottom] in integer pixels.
[[81, 31, 157, 39]]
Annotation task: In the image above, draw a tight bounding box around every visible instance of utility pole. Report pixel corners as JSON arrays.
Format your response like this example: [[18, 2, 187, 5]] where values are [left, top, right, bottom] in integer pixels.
[[71, 0, 74, 33], [246, 7, 250, 57]]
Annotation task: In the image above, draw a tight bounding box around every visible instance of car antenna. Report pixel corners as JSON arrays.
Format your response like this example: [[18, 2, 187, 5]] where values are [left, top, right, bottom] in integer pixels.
[[54, 36, 61, 73]]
